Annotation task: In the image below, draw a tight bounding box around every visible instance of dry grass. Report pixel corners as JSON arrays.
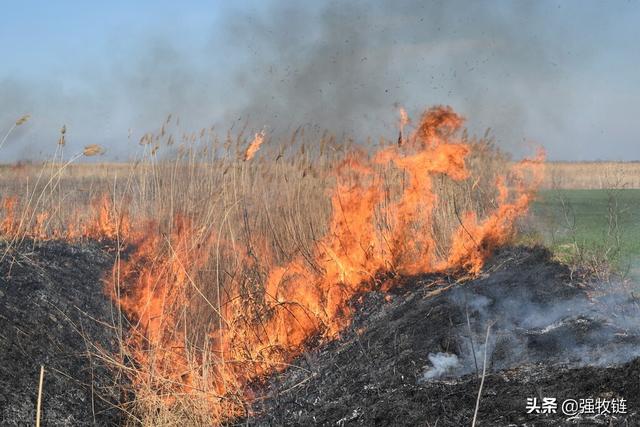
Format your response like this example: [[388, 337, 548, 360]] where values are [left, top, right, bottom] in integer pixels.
[[0, 116, 519, 425], [0, 129, 507, 261], [6, 159, 636, 197], [542, 161, 640, 189]]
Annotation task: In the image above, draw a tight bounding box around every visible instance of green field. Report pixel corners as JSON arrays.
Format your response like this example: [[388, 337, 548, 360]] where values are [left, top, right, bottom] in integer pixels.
[[529, 189, 640, 279]]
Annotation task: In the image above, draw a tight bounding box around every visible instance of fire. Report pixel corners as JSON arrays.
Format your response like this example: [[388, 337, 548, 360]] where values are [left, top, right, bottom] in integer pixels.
[[1, 197, 18, 236], [0, 194, 130, 241], [82, 195, 131, 239], [244, 131, 265, 161], [112, 106, 542, 424], [444, 148, 545, 274], [217, 108, 543, 394], [0, 105, 544, 424], [106, 217, 217, 401]]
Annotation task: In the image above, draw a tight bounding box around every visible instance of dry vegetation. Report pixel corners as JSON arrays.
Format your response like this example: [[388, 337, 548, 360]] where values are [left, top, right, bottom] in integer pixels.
[[0, 116, 513, 265], [1, 107, 541, 425], [542, 161, 640, 189]]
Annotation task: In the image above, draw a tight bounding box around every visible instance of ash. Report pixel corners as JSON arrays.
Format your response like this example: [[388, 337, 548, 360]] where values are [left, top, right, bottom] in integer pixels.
[[0, 240, 120, 426]]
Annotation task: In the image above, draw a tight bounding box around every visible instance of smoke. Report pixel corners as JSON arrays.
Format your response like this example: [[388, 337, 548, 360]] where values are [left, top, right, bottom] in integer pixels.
[[1, 1, 638, 161], [216, 0, 576, 151], [421, 281, 640, 382], [422, 352, 461, 381]]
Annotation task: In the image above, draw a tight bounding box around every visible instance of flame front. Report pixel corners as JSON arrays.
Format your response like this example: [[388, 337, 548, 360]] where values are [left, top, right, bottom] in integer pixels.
[[0, 105, 544, 424]]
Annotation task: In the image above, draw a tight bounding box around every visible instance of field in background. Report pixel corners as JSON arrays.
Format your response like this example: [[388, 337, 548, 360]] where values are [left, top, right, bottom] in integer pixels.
[[5, 160, 639, 187], [532, 162, 640, 280], [529, 189, 640, 280], [541, 161, 640, 189]]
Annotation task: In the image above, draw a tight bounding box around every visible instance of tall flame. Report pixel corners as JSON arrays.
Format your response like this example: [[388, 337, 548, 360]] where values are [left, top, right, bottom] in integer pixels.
[[0, 105, 544, 424], [105, 106, 542, 423]]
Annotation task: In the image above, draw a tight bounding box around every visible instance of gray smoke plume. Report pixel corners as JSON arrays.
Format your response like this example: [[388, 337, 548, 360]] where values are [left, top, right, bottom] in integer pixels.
[[2, 1, 638, 161], [216, 0, 577, 152]]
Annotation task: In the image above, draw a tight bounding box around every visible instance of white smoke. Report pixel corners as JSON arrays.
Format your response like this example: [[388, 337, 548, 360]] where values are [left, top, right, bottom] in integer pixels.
[[421, 279, 640, 382], [421, 352, 461, 381]]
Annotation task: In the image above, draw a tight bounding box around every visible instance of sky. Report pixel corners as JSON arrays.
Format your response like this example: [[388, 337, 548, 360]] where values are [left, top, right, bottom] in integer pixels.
[[1, 0, 639, 161]]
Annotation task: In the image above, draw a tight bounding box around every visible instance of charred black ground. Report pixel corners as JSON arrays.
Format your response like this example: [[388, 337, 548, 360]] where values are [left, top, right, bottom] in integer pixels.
[[2, 240, 640, 426], [0, 240, 120, 426], [248, 246, 640, 426]]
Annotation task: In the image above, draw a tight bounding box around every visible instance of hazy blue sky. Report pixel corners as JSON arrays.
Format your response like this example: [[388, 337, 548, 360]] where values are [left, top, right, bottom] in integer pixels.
[[1, 1, 639, 161]]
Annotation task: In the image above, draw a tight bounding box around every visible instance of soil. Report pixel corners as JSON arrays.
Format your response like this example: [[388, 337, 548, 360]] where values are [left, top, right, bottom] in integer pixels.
[[248, 246, 640, 426], [0, 240, 120, 426]]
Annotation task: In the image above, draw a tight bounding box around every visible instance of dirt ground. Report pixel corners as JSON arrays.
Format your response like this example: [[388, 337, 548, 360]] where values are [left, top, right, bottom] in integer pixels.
[[0, 240, 120, 426], [247, 246, 640, 426]]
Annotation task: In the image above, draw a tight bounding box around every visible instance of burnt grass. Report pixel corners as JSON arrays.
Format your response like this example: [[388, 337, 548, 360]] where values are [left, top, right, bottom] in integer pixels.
[[247, 246, 640, 426], [0, 240, 121, 426], [2, 239, 640, 426]]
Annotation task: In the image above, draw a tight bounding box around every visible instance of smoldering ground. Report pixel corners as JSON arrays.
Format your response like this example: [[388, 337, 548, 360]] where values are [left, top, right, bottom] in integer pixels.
[[249, 246, 640, 425], [422, 275, 640, 382]]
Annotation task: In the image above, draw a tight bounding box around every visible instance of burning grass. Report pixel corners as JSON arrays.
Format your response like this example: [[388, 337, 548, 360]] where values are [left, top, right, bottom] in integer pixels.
[[0, 106, 543, 425]]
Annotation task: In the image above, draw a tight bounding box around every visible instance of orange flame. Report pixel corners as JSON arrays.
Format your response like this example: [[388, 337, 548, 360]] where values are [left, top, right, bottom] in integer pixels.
[[1, 197, 18, 236], [1, 105, 544, 424], [176, 106, 541, 422], [443, 148, 545, 274], [244, 131, 265, 161], [0, 194, 131, 241]]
